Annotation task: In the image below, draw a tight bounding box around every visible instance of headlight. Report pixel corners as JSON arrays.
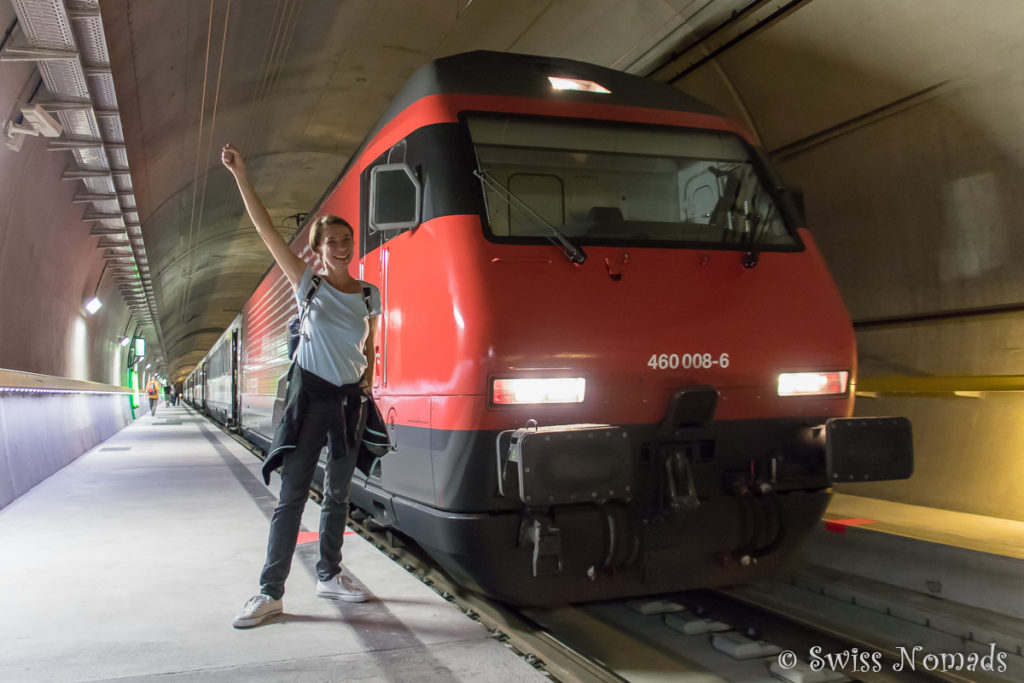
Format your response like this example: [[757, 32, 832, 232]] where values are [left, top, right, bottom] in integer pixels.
[[777, 371, 849, 397], [492, 377, 586, 405]]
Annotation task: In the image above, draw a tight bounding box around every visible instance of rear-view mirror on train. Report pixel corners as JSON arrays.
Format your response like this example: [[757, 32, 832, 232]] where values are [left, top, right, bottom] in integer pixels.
[[369, 162, 421, 233]]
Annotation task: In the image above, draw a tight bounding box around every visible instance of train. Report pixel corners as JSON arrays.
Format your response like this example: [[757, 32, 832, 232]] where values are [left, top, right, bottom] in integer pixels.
[[185, 50, 913, 606]]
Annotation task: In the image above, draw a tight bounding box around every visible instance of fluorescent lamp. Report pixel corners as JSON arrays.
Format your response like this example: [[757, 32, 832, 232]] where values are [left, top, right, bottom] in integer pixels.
[[120, 337, 130, 346], [85, 297, 102, 314], [548, 76, 611, 94]]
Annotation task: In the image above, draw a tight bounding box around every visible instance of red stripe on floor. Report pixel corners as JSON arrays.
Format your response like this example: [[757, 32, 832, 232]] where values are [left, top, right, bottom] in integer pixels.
[[296, 530, 356, 544], [824, 517, 877, 534]]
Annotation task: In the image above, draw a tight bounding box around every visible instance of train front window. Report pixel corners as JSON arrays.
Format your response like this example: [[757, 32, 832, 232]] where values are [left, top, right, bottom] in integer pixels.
[[466, 115, 799, 250]]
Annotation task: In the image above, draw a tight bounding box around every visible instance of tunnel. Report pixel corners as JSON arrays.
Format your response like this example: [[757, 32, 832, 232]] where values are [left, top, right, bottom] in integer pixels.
[[0, 1, 1021, 680]]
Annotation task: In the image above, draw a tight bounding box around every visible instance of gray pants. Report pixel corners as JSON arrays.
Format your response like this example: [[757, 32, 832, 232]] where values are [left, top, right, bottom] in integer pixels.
[[259, 396, 358, 600]]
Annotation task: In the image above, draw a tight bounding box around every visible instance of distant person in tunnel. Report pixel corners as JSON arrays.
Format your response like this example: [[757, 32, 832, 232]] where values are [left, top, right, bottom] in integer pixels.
[[145, 378, 160, 417], [222, 144, 382, 629]]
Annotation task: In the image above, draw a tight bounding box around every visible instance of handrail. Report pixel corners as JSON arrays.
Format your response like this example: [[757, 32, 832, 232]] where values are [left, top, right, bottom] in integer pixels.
[[0, 368, 134, 395]]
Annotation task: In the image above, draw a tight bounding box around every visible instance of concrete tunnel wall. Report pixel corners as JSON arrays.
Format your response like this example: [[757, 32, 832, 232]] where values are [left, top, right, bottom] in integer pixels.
[[0, 4, 140, 509], [672, 0, 1024, 520], [0, 7, 132, 384]]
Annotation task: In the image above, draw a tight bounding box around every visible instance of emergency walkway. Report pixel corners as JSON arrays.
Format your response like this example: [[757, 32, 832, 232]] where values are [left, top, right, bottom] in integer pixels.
[[0, 404, 546, 682]]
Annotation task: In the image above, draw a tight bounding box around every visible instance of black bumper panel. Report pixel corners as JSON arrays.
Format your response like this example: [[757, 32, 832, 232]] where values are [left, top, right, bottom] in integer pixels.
[[827, 416, 913, 482]]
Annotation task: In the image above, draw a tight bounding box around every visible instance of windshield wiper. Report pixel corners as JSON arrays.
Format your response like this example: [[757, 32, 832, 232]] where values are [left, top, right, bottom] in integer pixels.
[[739, 186, 776, 269], [710, 166, 774, 268], [473, 169, 587, 265]]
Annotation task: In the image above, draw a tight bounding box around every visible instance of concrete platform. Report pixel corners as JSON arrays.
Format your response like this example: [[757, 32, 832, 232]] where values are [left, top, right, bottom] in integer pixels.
[[803, 492, 1024, 621], [0, 405, 547, 682], [824, 492, 1024, 560]]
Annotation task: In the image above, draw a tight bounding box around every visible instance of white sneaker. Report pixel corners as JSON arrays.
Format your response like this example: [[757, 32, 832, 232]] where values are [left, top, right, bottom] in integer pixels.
[[233, 594, 283, 628], [316, 568, 367, 602]]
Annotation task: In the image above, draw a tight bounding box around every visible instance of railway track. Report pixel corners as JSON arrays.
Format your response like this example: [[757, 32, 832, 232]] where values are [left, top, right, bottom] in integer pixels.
[[212, 414, 1020, 682], [345, 504, 1020, 682], [346, 512, 952, 683]]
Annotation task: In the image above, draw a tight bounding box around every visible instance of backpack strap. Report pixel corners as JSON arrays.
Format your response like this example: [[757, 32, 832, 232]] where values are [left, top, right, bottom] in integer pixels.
[[361, 283, 373, 316], [297, 274, 322, 330], [304, 274, 322, 306]]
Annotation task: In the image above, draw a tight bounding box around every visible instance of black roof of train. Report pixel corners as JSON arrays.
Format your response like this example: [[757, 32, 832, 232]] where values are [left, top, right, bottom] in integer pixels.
[[301, 51, 726, 237], [402, 50, 717, 116], [364, 50, 722, 144]]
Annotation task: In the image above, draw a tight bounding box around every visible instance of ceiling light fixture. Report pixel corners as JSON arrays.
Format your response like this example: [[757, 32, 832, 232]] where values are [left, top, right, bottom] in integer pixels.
[[548, 76, 611, 94]]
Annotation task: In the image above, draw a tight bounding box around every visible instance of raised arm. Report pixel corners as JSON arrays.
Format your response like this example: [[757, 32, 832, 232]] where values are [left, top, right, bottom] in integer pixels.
[[221, 144, 305, 290]]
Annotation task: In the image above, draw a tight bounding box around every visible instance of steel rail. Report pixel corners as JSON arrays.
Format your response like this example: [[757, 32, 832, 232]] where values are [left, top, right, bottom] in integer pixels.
[[203, 410, 1019, 682]]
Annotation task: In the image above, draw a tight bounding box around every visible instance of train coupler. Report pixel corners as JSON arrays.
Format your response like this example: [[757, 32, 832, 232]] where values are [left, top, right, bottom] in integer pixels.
[[662, 446, 700, 513], [519, 515, 563, 577]]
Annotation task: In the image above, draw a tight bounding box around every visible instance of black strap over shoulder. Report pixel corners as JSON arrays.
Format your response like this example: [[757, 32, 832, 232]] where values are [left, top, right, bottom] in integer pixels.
[[288, 274, 323, 360], [304, 274, 322, 306], [298, 275, 323, 323], [360, 283, 372, 315]]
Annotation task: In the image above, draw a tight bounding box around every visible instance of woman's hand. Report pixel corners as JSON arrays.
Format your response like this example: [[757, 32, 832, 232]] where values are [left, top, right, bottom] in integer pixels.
[[222, 142, 305, 290], [221, 143, 246, 177]]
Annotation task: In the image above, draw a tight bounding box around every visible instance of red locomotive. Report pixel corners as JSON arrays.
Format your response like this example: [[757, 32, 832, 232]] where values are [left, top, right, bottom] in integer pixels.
[[189, 51, 912, 606]]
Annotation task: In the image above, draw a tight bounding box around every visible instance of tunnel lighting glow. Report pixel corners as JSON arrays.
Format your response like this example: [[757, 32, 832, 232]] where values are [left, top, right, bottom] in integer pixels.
[[145, 363, 151, 369], [120, 337, 130, 346], [547, 76, 611, 94], [85, 297, 103, 314], [492, 377, 586, 405], [0, 386, 131, 395], [778, 371, 849, 397]]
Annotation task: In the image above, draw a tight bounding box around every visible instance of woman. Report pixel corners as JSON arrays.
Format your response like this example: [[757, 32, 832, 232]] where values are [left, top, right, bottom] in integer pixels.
[[221, 144, 381, 628]]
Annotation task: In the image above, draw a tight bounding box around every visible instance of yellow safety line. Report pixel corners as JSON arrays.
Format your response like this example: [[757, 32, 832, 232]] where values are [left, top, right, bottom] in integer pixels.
[[857, 375, 1024, 394]]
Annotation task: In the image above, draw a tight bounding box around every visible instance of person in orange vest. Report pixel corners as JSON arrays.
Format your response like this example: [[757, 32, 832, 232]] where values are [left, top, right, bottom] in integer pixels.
[[145, 378, 161, 417]]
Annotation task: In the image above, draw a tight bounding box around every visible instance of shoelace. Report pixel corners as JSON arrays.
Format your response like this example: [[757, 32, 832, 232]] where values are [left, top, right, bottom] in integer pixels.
[[244, 595, 270, 613], [327, 573, 361, 592]]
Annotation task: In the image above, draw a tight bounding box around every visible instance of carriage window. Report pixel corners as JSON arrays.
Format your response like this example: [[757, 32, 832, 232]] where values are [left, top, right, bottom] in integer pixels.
[[467, 115, 799, 250]]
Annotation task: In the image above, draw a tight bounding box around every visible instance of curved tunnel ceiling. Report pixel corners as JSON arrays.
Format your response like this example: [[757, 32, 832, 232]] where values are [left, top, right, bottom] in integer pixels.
[[95, 0, 755, 383]]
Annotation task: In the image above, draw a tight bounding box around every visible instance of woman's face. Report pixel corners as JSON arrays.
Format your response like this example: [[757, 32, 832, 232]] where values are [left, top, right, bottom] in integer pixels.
[[318, 223, 354, 270]]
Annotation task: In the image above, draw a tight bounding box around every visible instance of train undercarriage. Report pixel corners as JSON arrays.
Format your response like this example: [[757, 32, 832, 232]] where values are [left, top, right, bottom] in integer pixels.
[[349, 388, 912, 606]]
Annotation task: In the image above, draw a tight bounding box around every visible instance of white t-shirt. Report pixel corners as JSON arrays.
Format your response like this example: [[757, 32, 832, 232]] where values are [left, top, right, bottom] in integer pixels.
[[294, 266, 382, 387]]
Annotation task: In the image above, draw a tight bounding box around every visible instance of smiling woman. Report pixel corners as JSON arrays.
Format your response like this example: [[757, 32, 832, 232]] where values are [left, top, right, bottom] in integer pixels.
[[221, 143, 384, 628]]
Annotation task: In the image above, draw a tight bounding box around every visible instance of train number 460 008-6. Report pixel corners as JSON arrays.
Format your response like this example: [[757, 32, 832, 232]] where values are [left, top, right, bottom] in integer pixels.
[[647, 353, 730, 370]]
